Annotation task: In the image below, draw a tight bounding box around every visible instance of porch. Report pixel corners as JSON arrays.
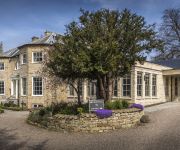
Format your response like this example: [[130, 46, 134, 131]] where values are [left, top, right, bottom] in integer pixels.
[[163, 69, 180, 102]]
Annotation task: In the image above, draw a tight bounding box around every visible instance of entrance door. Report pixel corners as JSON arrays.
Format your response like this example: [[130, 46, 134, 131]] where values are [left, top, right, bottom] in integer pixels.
[[11, 79, 19, 99]]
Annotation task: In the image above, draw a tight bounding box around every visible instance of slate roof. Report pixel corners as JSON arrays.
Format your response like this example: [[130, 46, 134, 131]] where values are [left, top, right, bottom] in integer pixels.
[[0, 32, 59, 58], [154, 58, 180, 69]]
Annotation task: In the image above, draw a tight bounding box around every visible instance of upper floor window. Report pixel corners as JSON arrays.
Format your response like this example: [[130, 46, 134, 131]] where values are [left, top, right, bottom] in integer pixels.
[[122, 75, 131, 97], [145, 73, 150, 96], [15, 61, 20, 70], [32, 52, 42, 63], [32, 77, 43, 96], [22, 53, 27, 64], [137, 72, 142, 96], [0, 62, 4, 70], [113, 79, 118, 97], [152, 74, 157, 96], [0, 81, 5, 95]]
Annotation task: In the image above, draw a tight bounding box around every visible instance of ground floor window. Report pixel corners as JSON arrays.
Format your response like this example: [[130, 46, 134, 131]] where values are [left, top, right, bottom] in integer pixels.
[[152, 74, 157, 96], [87, 81, 96, 97], [175, 77, 178, 96], [113, 79, 118, 97], [165, 77, 169, 96], [78, 81, 83, 96], [21, 77, 27, 96], [122, 75, 131, 97], [145, 73, 150, 96], [32, 77, 43, 96], [137, 72, 142, 96], [0, 81, 4, 95], [32, 104, 43, 108], [69, 85, 74, 96]]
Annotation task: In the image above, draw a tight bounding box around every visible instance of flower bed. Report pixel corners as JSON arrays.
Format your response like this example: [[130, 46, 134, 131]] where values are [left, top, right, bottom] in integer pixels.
[[95, 109, 112, 118], [28, 108, 144, 133]]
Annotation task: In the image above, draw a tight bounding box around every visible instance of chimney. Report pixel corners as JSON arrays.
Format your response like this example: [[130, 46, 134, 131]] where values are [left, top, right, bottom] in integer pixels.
[[44, 31, 52, 36], [0, 42, 3, 54], [32, 36, 39, 42]]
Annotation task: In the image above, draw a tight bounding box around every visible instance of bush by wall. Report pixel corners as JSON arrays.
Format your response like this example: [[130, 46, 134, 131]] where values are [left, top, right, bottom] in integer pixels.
[[0, 108, 4, 113]]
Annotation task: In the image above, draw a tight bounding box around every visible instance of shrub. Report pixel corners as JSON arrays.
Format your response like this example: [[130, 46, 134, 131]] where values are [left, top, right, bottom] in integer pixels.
[[0, 108, 4, 113], [105, 100, 129, 110], [122, 100, 129, 108], [77, 107, 83, 115], [28, 111, 42, 123], [3, 102, 18, 108]]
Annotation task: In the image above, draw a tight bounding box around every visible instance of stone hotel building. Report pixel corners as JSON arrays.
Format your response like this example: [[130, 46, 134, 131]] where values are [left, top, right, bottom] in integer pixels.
[[0, 31, 180, 109]]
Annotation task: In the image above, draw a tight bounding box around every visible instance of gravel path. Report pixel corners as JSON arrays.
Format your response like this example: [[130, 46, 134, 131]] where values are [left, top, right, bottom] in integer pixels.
[[0, 102, 180, 150]]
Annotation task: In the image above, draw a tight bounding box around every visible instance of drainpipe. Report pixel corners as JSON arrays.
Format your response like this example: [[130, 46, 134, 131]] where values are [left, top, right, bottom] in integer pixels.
[[171, 76, 173, 102]]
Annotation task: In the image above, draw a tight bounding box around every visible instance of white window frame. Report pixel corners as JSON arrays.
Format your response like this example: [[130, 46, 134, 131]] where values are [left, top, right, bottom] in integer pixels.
[[0, 62, 5, 71], [144, 73, 150, 97], [122, 75, 131, 97], [15, 61, 20, 70], [137, 72, 143, 97], [113, 79, 118, 97], [22, 53, 27, 64], [21, 77, 27, 96], [0, 80, 5, 95], [68, 84, 75, 96], [32, 52, 43, 63], [87, 81, 97, 97], [152, 74, 157, 97], [32, 77, 43, 96]]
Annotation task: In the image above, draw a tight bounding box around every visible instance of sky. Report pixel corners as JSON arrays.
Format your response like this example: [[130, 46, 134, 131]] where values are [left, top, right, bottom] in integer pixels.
[[0, 0, 180, 51]]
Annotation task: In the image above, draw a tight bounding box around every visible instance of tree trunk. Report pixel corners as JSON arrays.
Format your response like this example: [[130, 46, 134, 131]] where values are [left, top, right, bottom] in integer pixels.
[[97, 75, 113, 102], [77, 92, 81, 106], [70, 81, 82, 106], [97, 76, 107, 100], [77, 80, 82, 106], [106, 78, 113, 101]]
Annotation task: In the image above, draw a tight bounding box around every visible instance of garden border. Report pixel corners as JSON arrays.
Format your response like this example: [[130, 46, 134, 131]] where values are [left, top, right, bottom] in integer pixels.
[[28, 108, 144, 133]]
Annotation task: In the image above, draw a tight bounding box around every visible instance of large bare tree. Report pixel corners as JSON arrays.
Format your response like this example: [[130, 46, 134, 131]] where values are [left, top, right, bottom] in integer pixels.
[[155, 8, 180, 60]]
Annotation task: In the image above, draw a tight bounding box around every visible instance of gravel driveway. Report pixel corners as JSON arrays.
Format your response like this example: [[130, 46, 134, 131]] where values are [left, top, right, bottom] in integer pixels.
[[0, 102, 180, 150]]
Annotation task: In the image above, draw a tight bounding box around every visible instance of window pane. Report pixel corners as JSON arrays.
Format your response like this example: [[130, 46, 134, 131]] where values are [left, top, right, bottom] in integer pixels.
[[33, 77, 43, 95], [22, 54, 27, 64], [165, 77, 169, 96], [152, 74, 157, 96], [137, 72, 142, 96], [175, 77, 178, 96], [69, 85, 74, 96], [0, 62, 4, 70], [22, 78, 27, 95], [33, 52, 42, 62], [113, 79, 118, 97], [0, 81, 4, 94], [145, 73, 150, 96], [122, 75, 131, 97]]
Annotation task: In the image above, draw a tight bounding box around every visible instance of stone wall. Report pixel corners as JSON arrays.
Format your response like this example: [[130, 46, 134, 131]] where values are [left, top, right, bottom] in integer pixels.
[[36, 108, 143, 133]]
